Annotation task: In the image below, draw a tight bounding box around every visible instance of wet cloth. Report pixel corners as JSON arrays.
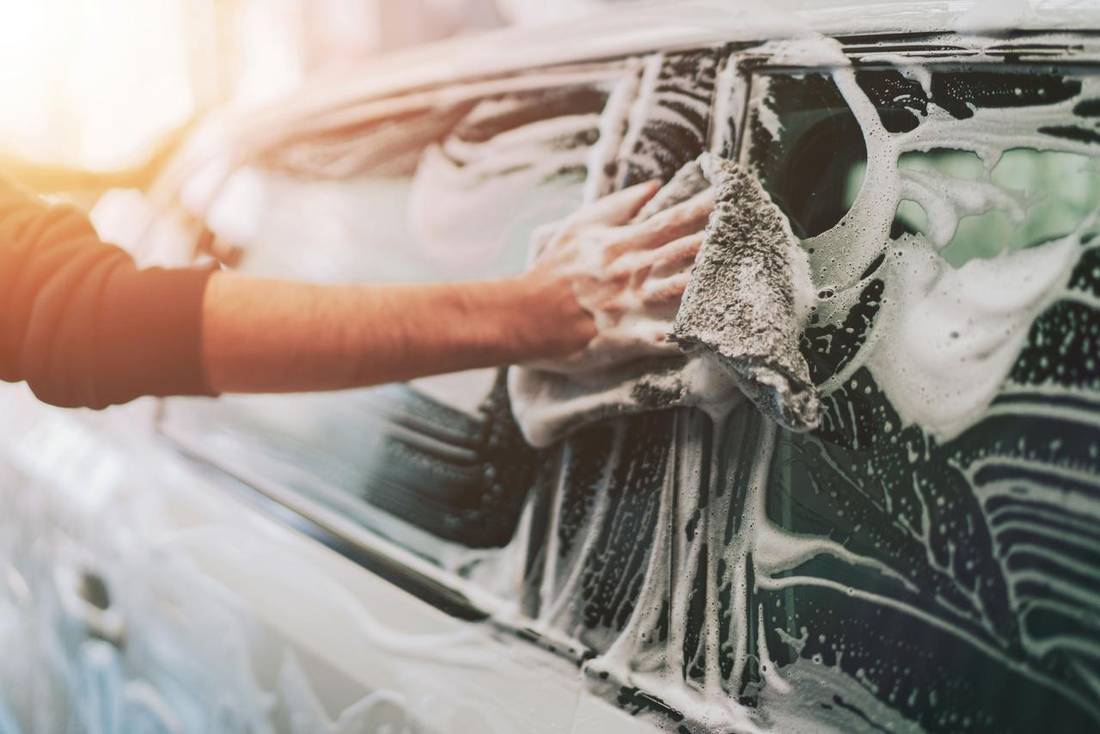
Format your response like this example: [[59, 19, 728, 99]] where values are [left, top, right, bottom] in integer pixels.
[[0, 174, 216, 408], [509, 154, 819, 447], [671, 155, 820, 432]]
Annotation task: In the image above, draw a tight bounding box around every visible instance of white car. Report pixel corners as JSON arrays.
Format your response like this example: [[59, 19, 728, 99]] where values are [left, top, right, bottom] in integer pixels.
[[2, 2, 1099, 732]]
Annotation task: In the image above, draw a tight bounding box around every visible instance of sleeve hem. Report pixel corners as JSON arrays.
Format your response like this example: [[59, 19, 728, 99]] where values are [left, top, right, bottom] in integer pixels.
[[93, 263, 220, 406]]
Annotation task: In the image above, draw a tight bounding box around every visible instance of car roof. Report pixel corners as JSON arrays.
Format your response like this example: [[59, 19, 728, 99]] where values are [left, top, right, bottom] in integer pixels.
[[168, 0, 1100, 190], [261, 1, 1100, 122]]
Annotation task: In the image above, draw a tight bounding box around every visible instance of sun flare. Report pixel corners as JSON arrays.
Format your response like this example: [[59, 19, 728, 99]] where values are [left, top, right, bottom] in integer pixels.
[[0, 0, 198, 169]]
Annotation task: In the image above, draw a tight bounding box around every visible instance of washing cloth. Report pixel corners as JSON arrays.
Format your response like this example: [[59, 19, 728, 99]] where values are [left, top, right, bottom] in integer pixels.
[[670, 154, 820, 432], [509, 154, 819, 448]]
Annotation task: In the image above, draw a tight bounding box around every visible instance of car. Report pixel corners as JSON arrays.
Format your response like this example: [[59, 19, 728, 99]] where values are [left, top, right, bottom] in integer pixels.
[[1, 1, 1099, 732]]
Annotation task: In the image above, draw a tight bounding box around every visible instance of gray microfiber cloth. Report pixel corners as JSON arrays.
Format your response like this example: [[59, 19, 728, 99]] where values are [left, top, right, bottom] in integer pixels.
[[508, 154, 819, 448], [671, 154, 821, 433]]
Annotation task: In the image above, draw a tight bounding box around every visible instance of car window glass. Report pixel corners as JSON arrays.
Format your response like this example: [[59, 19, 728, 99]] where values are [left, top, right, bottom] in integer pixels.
[[749, 71, 867, 239], [159, 73, 619, 567], [436, 57, 1099, 732], [502, 47, 726, 653], [726, 62, 1100, 732], [842, 147, 1100, 267]]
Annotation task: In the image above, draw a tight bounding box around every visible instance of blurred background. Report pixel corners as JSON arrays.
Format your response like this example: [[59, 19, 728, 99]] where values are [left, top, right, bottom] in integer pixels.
[[0, 0, 628, 172]]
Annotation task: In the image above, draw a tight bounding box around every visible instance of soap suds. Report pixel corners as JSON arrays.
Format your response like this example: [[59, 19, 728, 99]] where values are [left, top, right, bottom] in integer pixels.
[[807, 65, 1100, 441], [409, 93, 605, 273]]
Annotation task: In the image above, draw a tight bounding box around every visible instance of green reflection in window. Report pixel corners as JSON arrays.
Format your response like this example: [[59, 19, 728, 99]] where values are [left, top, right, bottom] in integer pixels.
[[843, 148, 1100, 267]]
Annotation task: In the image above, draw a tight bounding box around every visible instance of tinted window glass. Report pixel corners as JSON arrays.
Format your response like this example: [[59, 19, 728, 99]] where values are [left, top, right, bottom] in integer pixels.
[[890, 147, 1099, 266], [512, 49, 724, 650], [741, 64, 1100, 732]]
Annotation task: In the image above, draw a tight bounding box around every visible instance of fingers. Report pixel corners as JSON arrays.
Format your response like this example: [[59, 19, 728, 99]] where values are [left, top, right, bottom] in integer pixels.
[[598, 318, 683, 357], [650, 232, 703, 278], [635, 188, 715, 247], [602, 232, 700, 311], [605, 188, 714, 259], [528, 222, 558, 261], [606, 232, 701, 285], [570, 180, 661, 228], [641, 272, 690, 305], [632, 321, 683, 355]]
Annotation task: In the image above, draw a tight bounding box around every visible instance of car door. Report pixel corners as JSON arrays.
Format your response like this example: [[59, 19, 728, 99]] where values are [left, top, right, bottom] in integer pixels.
[[94, 32, 1100, 734]]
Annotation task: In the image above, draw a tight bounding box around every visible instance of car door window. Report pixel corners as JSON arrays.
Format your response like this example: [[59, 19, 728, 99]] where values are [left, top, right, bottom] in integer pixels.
[[508, 48, 726, 629], [159, 67, 625, 567], [739, 60, 1100, 732], [508, 53, 1100, 734]]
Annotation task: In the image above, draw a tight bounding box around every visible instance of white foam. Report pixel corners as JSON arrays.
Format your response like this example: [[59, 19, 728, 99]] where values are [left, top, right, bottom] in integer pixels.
[[810, 65, 1100, 440], [868, 234, 1080, 441]]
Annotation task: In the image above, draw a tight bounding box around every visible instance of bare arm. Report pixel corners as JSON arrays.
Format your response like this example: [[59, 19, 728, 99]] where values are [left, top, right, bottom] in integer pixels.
[[202, 181, 713, 394], [202, 271, 594, 393]]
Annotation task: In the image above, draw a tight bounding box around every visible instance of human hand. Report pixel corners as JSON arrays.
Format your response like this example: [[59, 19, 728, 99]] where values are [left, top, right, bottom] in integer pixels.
[[520, 180, 714, 374]]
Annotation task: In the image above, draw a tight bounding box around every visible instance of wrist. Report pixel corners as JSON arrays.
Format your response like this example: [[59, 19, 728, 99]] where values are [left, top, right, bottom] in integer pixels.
[[506, 271, 596, 362]]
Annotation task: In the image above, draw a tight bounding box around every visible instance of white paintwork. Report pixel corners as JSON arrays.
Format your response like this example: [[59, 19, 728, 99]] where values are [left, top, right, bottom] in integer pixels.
[[0, 385, 587, 733], [219, 0, 1100, 134], [572, 691, 667, 734]]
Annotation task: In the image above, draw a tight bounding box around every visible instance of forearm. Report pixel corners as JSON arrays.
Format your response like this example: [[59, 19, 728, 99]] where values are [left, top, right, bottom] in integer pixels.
[[201, 271, 594, 394], [200, 178, 709, 396]]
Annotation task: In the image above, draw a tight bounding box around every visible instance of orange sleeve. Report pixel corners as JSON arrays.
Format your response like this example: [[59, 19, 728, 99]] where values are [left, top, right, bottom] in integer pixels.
[[0, 174, 217, 408]]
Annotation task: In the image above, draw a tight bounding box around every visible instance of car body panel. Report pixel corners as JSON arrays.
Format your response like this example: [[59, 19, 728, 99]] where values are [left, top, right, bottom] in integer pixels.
[[189, 1, 1100, 136], [0, 386, 587, 734]]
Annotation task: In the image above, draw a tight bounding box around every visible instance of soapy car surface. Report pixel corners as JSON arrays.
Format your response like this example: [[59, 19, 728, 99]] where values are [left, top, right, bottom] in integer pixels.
[[5, 25, 1099, 734]]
